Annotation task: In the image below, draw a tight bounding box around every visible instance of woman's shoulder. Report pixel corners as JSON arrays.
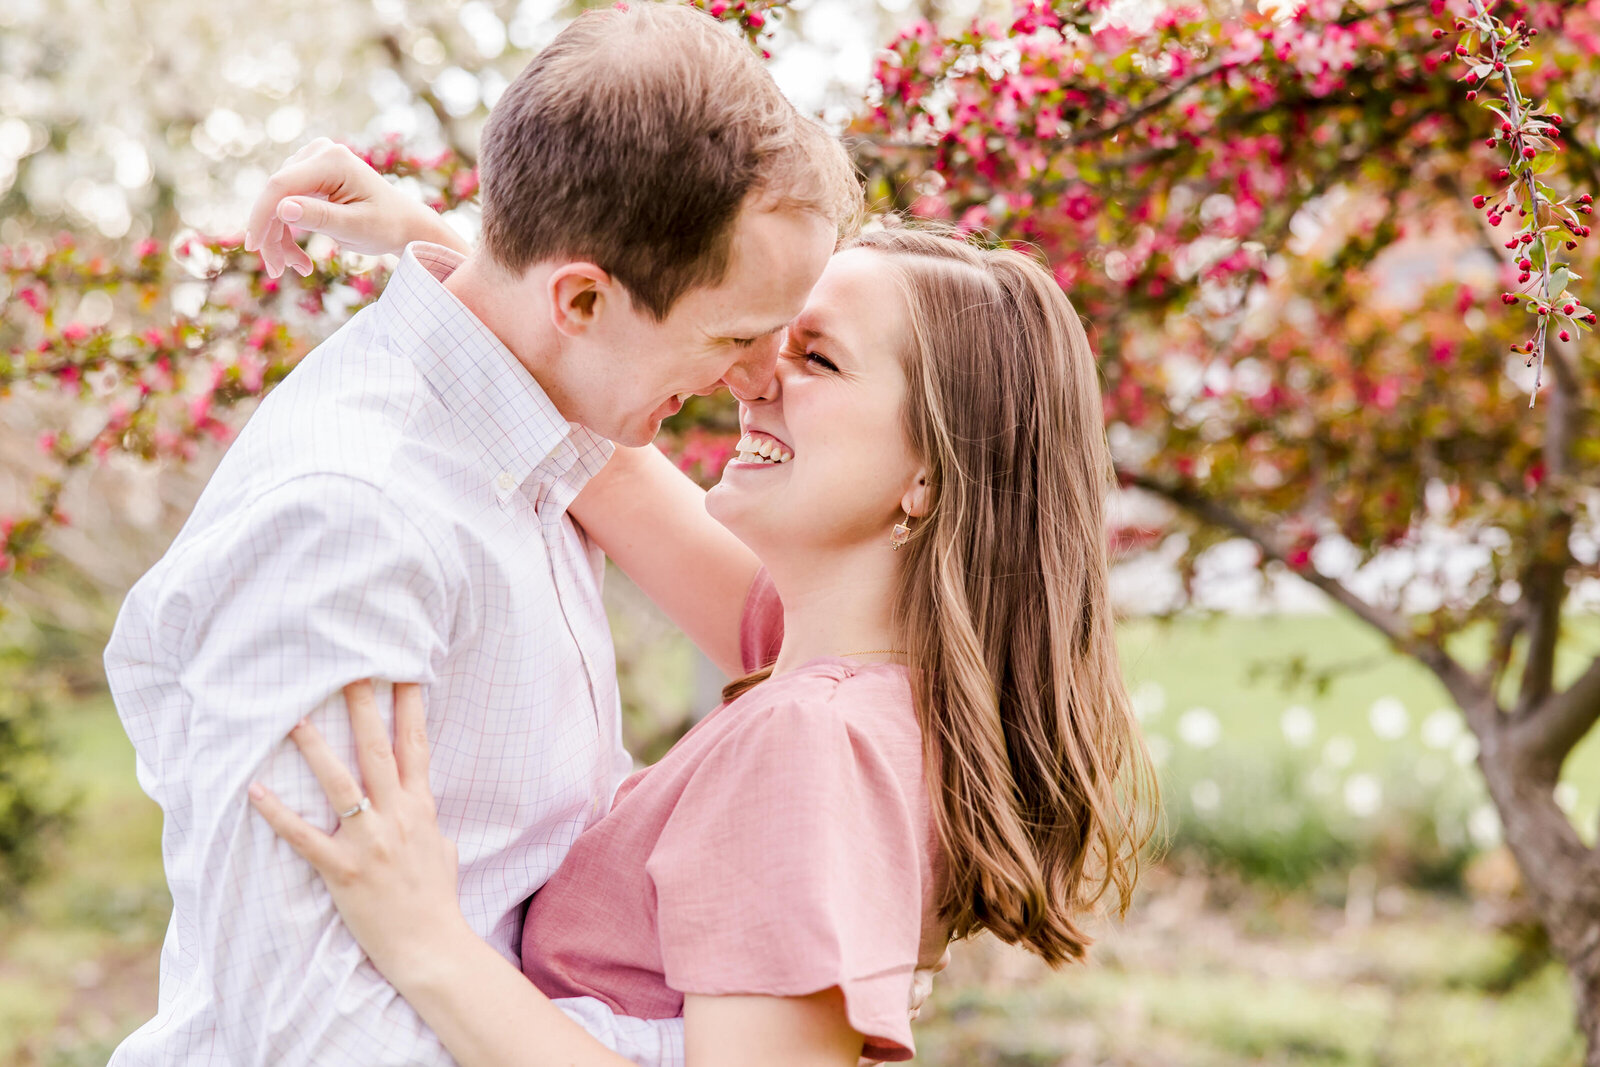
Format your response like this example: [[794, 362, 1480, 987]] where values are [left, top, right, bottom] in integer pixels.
[[738, 661, 914, 729], [715, 663, 924, 783]]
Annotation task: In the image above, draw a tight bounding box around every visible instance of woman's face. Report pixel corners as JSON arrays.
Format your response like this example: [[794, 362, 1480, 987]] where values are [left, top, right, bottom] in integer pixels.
[[706, 248, 924, 559]]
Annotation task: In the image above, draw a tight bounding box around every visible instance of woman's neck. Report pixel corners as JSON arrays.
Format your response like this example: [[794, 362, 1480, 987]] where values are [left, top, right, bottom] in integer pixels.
[[764, 543, 902, 676]]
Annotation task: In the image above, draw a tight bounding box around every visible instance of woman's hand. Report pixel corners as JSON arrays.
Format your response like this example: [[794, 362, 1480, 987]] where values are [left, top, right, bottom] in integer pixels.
[[242, 139, 468, 278], [249, 680, 472, 986]]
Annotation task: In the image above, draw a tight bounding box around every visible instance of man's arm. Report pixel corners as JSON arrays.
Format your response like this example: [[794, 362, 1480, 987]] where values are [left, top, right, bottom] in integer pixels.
[[146, 473, 685, 1066], [164, 475, 458, 1065]]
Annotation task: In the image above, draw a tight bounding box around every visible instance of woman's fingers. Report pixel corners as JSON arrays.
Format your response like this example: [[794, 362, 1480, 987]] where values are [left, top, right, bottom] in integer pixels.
[[248, 782, 340, 872], [393, 683, 432, 792], [289, 716, 368, 818], [243, 144, 351, 253], [344, 680, 402, 807]]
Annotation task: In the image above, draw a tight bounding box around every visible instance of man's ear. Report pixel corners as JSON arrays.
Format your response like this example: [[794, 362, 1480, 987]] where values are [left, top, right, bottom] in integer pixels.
[[547, 262, 612, 338], [902, 469, 933, 519]]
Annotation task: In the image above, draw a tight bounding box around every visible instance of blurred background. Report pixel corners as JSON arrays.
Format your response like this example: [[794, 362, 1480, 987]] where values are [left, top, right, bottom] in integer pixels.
[[2, 0, 1597, 1064]]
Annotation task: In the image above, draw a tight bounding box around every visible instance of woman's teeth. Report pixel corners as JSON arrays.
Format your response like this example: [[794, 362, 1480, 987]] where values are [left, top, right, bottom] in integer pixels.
[[734, 433, 793, 465]]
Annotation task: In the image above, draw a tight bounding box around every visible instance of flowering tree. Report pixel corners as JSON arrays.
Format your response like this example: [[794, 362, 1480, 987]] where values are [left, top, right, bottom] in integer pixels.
[[851, 0, 1600, 1049], [7, 0, 1600, 1052]]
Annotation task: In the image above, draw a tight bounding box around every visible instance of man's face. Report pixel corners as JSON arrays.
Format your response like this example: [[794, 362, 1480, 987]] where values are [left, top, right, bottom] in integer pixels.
[[559, 204, 836, 447]]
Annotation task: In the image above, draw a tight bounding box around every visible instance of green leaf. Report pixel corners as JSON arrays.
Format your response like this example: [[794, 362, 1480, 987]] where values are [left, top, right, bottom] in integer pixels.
[[1550, 267, 1570, 299]]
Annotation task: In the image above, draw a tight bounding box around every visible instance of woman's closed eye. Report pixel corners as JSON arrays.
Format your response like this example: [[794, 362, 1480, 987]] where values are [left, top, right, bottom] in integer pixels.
[[784, 341, 838, 373]]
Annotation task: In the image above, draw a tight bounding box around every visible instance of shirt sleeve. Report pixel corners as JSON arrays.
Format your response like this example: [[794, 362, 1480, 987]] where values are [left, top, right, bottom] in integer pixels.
[[130, 473, 688, 1067], [644, 693, 926, 1062], [737, 568, 784, 674], [142, 474, 459, 1065]]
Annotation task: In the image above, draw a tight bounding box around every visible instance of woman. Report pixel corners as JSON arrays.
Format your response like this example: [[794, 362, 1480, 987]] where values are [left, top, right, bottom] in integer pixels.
[[247, 166, 1156, 1065]]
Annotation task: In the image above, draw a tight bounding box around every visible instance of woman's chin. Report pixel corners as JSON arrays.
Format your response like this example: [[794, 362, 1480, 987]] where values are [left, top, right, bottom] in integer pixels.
[[705, 482, 779, 553]]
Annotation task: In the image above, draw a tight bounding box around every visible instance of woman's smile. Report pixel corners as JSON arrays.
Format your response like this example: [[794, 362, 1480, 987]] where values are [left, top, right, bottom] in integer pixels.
[[730, 429, 794, 467]]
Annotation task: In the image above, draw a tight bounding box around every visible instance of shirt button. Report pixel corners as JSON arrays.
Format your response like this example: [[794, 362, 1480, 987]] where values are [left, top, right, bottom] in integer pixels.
[[496, 471, 516, 492]]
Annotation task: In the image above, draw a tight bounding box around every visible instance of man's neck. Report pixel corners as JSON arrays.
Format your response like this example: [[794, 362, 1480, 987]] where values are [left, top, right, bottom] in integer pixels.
[[442, 252, 576, 422]]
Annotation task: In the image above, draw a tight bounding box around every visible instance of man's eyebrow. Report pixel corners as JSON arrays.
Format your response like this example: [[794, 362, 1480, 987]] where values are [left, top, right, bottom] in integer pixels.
[[722, 321, 790, 339]]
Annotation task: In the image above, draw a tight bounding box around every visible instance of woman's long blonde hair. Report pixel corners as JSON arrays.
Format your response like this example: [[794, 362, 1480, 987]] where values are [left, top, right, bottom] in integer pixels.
[[729, 224, 1157, 965]]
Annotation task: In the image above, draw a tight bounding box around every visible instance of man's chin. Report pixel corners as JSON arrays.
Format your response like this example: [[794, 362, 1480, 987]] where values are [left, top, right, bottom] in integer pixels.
[[604, 419, 660, 449]]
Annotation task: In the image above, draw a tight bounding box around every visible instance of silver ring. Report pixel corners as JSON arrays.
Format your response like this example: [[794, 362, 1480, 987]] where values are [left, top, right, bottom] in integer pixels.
[[338, 796, 372, 820]]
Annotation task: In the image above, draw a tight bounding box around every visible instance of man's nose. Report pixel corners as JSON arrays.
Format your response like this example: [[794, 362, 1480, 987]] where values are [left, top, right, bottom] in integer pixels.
[[723, 335, 780, 402]]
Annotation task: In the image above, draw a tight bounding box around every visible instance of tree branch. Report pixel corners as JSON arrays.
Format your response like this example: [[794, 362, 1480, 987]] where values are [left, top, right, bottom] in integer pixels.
[[376, 33, 478, 166], [1514, 653, 1600, 781], [1124, 471, 1491, 720]]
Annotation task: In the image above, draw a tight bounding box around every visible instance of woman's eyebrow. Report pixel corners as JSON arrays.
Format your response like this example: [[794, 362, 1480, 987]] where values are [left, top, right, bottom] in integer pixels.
[[793, 322, 854, 359]]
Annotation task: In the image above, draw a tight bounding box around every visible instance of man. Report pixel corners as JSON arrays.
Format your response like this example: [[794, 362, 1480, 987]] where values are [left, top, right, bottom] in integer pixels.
[[104, 5, 858, 1064]]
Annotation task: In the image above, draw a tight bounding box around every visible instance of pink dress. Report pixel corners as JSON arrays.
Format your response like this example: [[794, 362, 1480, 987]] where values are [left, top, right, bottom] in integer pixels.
[[520, 571, 945, 1061]]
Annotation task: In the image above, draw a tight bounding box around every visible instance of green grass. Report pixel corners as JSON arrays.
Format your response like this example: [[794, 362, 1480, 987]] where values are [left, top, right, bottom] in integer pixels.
[[1119, 613, 1600, 818], [2, 608, 1594, 1065], [0, 693, 167, 1066]]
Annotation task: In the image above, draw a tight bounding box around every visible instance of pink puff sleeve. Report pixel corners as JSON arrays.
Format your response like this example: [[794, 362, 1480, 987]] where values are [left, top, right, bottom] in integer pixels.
[[738, 568, 784, 673], [644, 687, 927, 1061]]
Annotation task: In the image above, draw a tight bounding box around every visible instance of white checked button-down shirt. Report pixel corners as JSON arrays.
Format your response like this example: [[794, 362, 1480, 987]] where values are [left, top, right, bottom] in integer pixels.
[[104, 243, 683, 1066]]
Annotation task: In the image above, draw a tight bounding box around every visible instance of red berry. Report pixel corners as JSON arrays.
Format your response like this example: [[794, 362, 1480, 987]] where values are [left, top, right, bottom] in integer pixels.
[[1521, 234, 1534, 244], [1538, 306, 1550, 316], [1524, 147, 1537, 160], [1565, 304, 1576, 315], [1466, 90, 1478, 101], [1569, 241, 1580, 251], [1490, 215, 1503, 226], [1486, 138, 1499, 148], [1433, 28, 1445, 38], [1505, 239, 1519, 248], [1501, 122, 1513, 133], [1588, 314, 1598, 325], [1502, 293, 1518, 304], [1474, 195, 1488, 208], [1519, 258, 1533, 270], [1551, 115, 1564, 126], [1496, 169, 1510, 180], [1494, 60, 1505, 71], [1456, 44, 1469, 56], [1581, 194, 1594, 204], [1560, 330, 1571, 342]]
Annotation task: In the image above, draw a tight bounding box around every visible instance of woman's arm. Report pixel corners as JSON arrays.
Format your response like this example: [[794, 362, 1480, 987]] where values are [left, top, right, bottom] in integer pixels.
[[396, 931, 860, 1067], [243, 139, 469, 278], [249, 682, 861, 1067], [570, 445, 760, 677]]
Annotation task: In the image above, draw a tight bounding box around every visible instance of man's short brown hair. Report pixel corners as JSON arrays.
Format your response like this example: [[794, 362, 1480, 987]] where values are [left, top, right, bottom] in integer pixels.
[[478, 3, 860, 320]]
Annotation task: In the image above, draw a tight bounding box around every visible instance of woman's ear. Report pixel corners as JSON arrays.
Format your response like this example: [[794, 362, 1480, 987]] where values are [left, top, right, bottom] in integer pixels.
[[902, 469, 933, 519], [547, 262, 611, 337]]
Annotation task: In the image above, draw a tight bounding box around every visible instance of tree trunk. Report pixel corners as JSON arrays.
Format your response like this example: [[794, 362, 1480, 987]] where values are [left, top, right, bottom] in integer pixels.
[[1478, 724, 1600, 1063]]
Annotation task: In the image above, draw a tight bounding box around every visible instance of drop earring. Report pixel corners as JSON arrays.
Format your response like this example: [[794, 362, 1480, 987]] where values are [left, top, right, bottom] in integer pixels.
[[890, 512, 911, 550]]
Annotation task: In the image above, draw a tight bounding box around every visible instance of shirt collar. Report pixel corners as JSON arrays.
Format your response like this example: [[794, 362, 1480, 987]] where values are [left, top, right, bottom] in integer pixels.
[[379, 242, 614, 509]]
